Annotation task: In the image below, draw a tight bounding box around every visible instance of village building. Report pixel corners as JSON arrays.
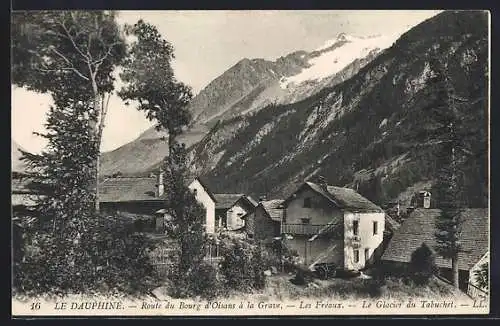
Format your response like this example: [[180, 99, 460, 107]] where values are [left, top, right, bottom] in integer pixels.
[[280, 180, 386, 271], [11, 175, 39, 228], [381, 206, 489, 296], [98, 172, 168, 233], [12, 177, 37, 215], [467, 251, 489, 299], [245, 199, 284, 242], [188, 177, 258, 234]]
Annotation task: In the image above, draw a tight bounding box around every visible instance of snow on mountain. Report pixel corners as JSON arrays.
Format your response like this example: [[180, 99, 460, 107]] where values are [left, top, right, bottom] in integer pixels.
[[315, 32, 359, 51], [280, 32, 405, 89]]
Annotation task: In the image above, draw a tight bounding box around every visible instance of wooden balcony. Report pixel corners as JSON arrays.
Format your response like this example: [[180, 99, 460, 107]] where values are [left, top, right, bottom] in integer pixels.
[[281, 224, 327, 235]]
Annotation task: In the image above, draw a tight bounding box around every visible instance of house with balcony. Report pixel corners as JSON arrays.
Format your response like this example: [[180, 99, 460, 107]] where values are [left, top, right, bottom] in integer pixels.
[[281, 180, 386, 271]]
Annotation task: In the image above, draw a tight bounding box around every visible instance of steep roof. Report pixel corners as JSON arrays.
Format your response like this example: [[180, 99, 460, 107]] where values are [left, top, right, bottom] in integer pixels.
[[294, 182, 383, 213], [381, 208, 489, 271], [192, 176, 257, 209], [193, 176, 217, 202], [245, 196, 259, 207], [260, 199, 285, 222], [213, 193, 245, 209], [384, 213, 401, 233], [99, 177, 163, 202], [99, 175, 254, 207]]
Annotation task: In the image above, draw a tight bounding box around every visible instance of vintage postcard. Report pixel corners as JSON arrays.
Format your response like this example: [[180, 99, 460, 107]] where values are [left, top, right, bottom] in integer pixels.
[[11, 9, 490, 317]]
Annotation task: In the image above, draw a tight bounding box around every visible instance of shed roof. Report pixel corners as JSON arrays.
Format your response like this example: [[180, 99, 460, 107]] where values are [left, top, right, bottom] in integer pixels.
[[99, 177, 163, 202], [213, 193, 245, 209], [384, 213, 401, 233], [245, 196, 259, 207], [260, 199, 285, 222], [381, 208, 489, 271]]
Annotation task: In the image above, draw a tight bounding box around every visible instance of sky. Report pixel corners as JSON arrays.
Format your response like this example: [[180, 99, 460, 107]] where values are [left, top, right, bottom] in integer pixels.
[[11, 10, 441, 154]]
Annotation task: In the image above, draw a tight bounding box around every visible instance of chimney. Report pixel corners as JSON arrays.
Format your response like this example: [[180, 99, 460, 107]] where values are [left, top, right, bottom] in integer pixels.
[[420, 191, 431, 209], [156, 169, 165, 197]]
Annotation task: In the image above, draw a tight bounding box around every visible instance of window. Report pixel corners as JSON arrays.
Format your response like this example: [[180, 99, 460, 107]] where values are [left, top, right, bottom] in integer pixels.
[[303, 197, 312, 208], [373, 221, 378, 235], [353, 220, 359, 236], [354, 249, 360, 263], [301, 217, 311, 224], [365, 248, 370, 262]]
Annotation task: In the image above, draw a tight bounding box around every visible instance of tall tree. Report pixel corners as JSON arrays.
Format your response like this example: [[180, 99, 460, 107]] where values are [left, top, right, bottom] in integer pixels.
[[426, 51, 465, 289], [118, 20, 206, 296], [11, 10, 127, 212], [118, 19, 192, 152], [16, 94, 159, 295], [15, 95, 100, 294], [20, 98, 98, 232]]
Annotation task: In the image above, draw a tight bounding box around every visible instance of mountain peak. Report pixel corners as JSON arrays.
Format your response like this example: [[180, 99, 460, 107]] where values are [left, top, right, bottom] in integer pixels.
[[336, 32, 353, 42], [314, 33, 359, 52]]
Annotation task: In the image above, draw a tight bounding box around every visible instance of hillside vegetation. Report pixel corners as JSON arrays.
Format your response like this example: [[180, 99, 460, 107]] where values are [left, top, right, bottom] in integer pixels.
[[189, 11, 488, 208]]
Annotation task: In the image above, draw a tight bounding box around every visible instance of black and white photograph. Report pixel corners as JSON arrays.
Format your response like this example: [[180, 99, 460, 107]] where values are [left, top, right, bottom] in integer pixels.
[[11, 9, 490, 316]]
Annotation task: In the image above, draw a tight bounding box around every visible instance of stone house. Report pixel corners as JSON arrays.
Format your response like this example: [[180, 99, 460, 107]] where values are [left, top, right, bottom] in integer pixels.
[[381, 206, 488, 293], [245, 199, 284, 242]]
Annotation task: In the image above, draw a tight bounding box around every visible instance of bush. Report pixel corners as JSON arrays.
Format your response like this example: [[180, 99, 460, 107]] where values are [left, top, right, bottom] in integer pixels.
[[290, 264, 314, 286], [15, 213, 161, 297], [409, 243, 438, 285], [268, 239, 300, 273], [186, 262, 224, 300], [218, 235, 267, 292], [473, 261, 488, 290]]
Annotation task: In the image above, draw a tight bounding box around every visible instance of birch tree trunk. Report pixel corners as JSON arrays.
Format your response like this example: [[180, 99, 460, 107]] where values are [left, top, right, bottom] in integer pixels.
[[91, 76, 101, 213], [452, 255, 460, 289]]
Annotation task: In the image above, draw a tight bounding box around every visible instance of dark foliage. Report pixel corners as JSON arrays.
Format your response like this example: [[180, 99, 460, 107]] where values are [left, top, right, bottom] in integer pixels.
[[409, 243, 438, 286], [218, 235, 267, 292], [118, 19, 192, 137], [16, 212, 160, 296], [119, 19, 213, 299], [473, 261, 488, 290], [11, 11, 127, 212]]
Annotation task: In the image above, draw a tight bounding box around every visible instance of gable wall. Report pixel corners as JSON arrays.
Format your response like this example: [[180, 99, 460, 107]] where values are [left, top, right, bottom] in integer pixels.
[[285, 187, 343, 226], [251, 205, 279, 240], [226, 203, 247, 230], [189, 179, 216, 234]]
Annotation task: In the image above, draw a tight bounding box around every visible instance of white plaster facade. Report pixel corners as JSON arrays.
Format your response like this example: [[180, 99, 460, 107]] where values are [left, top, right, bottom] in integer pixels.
[[188, 179, 216, 234], [226, 203, 247, 230], [343, 211, 385, 270]]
